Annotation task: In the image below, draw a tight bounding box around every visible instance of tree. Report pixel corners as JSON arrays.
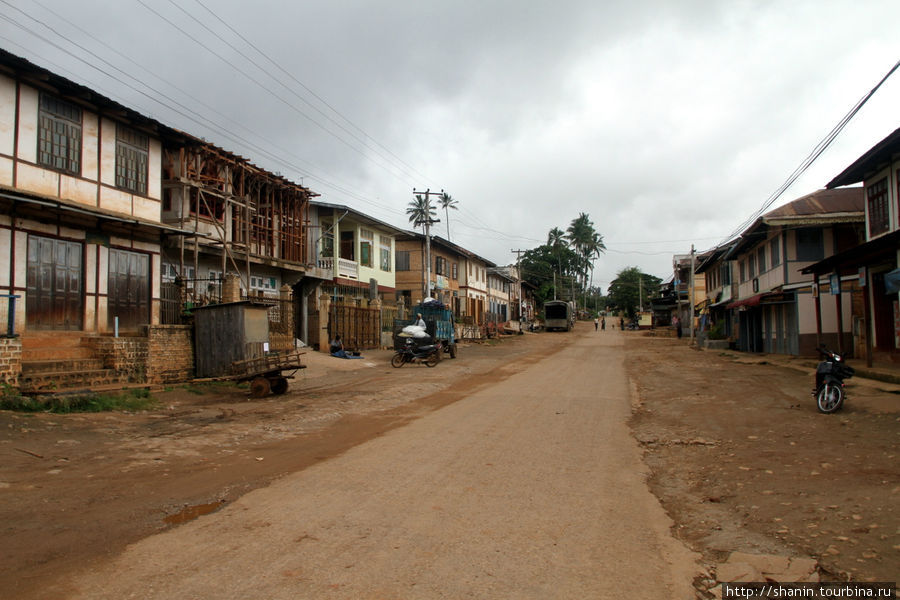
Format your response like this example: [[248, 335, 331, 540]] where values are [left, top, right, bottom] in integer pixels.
[[566, 213, 606, 297], [406, 193, 436, 228], [438, 193, 458, 241], [406, 193, 438, 299], [606, 267, 662, 319]]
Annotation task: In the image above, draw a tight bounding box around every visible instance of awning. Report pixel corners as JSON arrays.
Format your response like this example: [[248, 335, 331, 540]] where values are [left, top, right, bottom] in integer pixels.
[[726, 294, 764, 309]]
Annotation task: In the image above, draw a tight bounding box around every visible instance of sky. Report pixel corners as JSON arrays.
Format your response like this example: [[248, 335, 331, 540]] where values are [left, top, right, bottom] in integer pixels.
[[2, 0, 900, 291]]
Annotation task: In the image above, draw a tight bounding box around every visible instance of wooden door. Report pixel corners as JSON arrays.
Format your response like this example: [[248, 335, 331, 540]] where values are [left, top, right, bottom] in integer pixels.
[[108, 248, 150, 332], [26, 235, 83, 330]]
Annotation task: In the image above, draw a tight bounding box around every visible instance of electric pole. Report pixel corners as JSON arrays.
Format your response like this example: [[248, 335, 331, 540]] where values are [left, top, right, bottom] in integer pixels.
[[511, 249, 527, 322], [412, 188, 442, 302]]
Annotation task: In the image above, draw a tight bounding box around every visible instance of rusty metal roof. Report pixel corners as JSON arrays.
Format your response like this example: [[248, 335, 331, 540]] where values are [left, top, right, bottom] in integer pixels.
[[762, 187, 864, 223]]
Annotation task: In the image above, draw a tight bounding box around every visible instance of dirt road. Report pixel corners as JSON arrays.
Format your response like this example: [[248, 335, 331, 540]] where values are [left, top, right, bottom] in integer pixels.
[[4, 326, 897, 598], [52, 327, 696, 599]]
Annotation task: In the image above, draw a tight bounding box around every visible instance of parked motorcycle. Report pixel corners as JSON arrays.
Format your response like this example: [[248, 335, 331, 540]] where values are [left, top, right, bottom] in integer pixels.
[[391, 338, 442, 368], [813, 345, 855, 413]]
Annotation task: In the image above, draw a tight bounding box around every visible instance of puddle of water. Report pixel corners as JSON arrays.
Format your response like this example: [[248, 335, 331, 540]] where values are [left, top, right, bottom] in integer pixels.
[[163, 501, 225, 525]]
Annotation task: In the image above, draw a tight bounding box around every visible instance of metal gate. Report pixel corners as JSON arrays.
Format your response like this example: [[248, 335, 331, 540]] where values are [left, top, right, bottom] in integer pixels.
[[108, 248, 150, 332], [329, 301, 380, 350], [26, 235, 83, 330]]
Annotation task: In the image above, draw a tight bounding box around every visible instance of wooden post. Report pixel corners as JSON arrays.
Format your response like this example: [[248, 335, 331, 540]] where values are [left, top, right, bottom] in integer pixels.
[[318, 293, 331, 353], [834, 273, 844, 355], [813, 278, 822, 350]]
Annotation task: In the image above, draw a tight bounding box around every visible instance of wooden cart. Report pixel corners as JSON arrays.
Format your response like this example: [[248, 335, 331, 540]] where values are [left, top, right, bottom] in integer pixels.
[[227, 350, 306, 397]]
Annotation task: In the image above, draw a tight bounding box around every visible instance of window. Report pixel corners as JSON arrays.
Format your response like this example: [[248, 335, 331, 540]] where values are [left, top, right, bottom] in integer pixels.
[[396, 251, 410, 271], [756, 246, 766, 274], [379, 235, 392, 272], [796, 229, 824, 262], [721, 262, 731, 286], [435, 256, 448, 276], [360, 229, 374, 267], [739, 260, 746, 282], [38, 93, 82, 175], [867, 177, 889, 237], [748, 254, 756, 279], [452, 262, 458, 280], [770, 237, 781, 269], [250, 275, 277, 292], [116, 125, 149, 194]]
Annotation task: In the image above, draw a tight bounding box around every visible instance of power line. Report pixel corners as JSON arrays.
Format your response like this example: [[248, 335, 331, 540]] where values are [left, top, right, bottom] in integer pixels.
[[719, 57, 900, 246]]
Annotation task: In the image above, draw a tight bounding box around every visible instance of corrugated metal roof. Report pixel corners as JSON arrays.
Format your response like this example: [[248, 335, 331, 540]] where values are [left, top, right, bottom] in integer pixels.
[[762, 187, 864, 221], [827, 127, 900, 189]]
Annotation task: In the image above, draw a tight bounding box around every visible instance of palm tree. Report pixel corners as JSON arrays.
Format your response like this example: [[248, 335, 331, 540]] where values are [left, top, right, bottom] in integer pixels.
[[547, 227, 565, 249], [439, 193, 458, 241], [406, 193, 436, 228], [407, 193, 437, 300]]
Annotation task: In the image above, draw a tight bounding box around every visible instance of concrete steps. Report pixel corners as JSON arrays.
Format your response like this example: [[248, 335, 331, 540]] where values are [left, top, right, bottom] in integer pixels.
[[18, 332, 131, 394]]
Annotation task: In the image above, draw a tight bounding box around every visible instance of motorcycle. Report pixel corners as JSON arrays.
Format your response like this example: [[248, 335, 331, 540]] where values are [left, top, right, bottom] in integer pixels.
[[813, 345, 855, 413], [391, 338, 442, 368]]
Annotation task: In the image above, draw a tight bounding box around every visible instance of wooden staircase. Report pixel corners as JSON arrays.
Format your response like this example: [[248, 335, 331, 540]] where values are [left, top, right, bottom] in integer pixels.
[[19, 332, 131, 394]]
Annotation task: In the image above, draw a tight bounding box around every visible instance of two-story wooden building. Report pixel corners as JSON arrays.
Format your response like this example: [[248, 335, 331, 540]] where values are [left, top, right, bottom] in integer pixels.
[[804, 127, 900, 363]]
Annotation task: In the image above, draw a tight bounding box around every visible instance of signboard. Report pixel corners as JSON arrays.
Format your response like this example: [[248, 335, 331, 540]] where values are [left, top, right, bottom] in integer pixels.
[[858, 267, 867, 287], [830, 274, 840, 295]]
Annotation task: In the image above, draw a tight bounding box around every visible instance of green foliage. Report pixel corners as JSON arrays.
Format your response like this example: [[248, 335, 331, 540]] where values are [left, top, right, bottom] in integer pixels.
[[0, 387, 157, 413], [708, 321, 726, 340], [606, 266, 662, 319]]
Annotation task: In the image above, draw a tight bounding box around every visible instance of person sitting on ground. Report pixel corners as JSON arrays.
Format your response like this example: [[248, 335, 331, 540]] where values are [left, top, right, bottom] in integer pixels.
[[329, 334, 362, 359]]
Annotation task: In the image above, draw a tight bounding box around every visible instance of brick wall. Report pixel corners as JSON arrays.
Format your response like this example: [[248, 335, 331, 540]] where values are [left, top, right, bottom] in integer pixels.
[[87, 336, 150, 383], [0, 337, 22, 387], [146, 325, 194, 384]]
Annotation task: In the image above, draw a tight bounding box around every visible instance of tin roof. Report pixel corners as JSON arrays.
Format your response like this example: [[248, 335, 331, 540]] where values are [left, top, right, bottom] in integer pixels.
[[826, 127, 900, 189]]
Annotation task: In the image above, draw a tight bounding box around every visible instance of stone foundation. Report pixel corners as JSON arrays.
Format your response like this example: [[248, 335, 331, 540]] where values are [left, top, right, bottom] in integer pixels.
[[0, 337, 22, 387], [86, 336, 150, 383]]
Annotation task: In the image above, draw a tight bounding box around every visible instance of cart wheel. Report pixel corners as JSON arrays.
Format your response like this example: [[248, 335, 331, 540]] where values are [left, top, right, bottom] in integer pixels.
[[270, 377, 289, 395], [250, 376, 271, 398]]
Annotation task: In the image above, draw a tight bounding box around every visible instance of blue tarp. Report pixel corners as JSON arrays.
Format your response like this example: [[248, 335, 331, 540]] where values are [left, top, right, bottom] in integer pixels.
[[884, 268, 900, 294]]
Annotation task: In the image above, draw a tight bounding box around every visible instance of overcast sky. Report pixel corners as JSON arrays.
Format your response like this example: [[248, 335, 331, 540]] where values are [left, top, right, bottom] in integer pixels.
[[3, 0, 900, 289]]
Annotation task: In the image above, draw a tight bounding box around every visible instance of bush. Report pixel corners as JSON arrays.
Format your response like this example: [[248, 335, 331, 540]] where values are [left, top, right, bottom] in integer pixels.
[[708, 321, 726, 340]]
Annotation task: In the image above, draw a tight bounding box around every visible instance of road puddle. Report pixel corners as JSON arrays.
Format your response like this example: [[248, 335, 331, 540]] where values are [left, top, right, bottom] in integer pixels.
[[163, 500, 225, 525]]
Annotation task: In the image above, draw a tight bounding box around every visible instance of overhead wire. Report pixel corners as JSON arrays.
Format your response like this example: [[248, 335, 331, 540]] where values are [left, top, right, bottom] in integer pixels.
[[718, 57, 900, 246]]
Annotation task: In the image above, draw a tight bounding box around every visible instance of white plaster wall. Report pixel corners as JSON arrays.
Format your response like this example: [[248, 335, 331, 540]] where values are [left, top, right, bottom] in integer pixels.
[[99, 117, 116, 187], [16, 162, 58, 197], [82, 112, 99, 182], [134, 195, 161, 222], [0, 156, 12, 186], [16, 85, 37, 163], [148, 138, 162, 200], [60, 174, 98, 206], [0, 74, 15, 156], [0, 228, 10, 287], [99, 185, 132, 214]]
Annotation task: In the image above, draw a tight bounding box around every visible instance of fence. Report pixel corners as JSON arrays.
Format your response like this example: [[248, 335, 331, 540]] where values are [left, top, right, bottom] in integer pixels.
[[160, 278, 224, 325], [329, 300, 381, 350]]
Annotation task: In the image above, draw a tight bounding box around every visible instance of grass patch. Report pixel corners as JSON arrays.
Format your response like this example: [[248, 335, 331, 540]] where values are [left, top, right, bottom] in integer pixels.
[[180, 381, 241, 395], [0, 386, 158, 413]]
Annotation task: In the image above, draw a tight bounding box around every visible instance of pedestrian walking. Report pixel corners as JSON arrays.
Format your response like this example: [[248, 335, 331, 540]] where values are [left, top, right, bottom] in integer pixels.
[[601, 317, 606, 330], [594, 317, 599, 331]]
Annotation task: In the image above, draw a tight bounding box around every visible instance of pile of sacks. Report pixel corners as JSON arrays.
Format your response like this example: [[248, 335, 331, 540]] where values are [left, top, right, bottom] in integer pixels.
[[398, 325, 429, 338]]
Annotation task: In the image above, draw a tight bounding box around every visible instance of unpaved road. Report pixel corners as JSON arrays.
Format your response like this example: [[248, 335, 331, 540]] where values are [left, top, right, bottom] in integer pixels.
[[57, 326, 698, 599], [3, 326, 897, 599]]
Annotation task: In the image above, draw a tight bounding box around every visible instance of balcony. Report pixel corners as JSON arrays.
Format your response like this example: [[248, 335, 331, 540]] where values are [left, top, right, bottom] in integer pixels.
[[318, 257, 359, 280]]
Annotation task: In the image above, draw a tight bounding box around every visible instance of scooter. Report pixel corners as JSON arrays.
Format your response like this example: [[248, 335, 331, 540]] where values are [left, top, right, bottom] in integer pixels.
[[391, 338, 442, 368], [813, 345, 855, 413]]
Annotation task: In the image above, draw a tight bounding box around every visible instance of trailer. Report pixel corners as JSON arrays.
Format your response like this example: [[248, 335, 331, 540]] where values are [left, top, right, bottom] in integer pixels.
[[226, 350, 306, 397], [544, 300, 574, 331]]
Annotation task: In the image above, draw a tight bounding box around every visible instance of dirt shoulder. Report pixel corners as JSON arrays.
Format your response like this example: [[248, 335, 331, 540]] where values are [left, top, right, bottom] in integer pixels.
[[0, 333, 567, 600], [625, 333, 899, 587]]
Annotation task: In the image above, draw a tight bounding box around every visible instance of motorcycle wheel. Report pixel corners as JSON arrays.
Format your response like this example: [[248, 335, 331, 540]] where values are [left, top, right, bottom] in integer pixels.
[[425, 352, 439, 367], [816, 383, 844, 413], [390, 353, 406, 368]]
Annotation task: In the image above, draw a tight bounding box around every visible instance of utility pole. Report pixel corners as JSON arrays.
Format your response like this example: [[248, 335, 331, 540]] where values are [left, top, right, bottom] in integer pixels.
[[689, 244, 696, 342], [511, 249, 527, 322], [412, 188, 442, 302]]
